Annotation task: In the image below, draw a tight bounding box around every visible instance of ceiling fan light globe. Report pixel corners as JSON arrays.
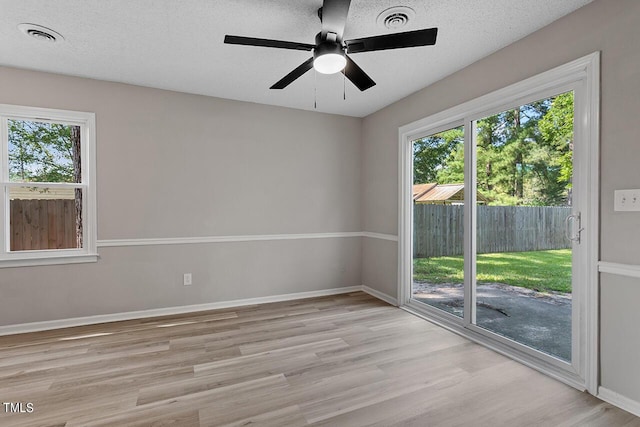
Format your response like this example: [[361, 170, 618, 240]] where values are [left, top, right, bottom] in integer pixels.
[[313, 53, 347, 74]]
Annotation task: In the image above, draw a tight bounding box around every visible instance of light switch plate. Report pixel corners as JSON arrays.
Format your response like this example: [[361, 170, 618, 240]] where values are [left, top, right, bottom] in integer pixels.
[[614, 189, 640, 211], [183, 273, 192, 286]]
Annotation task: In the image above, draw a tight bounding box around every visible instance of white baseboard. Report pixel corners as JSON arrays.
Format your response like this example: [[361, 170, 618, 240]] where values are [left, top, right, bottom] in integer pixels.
[[0, 284, 399, 336], [598, 387, 640, 417], [362, 285, 398, 306], [0, 286, 361, 336]]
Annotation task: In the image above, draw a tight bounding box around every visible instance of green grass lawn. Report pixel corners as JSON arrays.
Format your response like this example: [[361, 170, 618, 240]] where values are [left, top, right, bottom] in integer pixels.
[[413, 249, 572, 293]]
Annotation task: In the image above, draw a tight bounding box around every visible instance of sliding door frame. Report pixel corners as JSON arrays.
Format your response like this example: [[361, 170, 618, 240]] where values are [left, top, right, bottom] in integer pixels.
[[398, 52, 600, 393]]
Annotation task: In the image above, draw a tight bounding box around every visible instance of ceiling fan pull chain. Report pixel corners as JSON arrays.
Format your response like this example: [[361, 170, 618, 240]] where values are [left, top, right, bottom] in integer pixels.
[[343, 71, 346, 100]]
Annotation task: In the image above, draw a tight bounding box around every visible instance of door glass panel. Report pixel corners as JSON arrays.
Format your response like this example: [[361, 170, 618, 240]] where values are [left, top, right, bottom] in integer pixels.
[[473, 92, 574, 361], [412, 125, 465, 317]]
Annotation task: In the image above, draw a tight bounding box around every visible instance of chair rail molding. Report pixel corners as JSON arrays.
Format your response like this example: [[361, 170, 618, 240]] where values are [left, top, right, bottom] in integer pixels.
[[598, 261, 640, 279]]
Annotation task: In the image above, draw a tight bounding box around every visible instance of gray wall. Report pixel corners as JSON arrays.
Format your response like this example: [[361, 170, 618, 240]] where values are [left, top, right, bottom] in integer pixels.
[[600, 273, 640, 402], [0, 66, 362, 325], [362, 0, 640, 403]]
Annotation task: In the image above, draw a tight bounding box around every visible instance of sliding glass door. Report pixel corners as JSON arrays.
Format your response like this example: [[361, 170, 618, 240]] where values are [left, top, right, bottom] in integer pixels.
[[412, 125, 465, 318], [402, 61, 598, 388], [409, 94, 578, 345], [471, 92, 575, 363]]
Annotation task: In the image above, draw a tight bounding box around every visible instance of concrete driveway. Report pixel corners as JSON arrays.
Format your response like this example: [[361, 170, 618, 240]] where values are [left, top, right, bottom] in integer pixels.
[[413, 282, 571, 361]]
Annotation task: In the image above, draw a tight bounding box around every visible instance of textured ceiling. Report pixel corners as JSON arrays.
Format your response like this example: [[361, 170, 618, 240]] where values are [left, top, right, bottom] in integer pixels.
[[0, 0, 593, 117]]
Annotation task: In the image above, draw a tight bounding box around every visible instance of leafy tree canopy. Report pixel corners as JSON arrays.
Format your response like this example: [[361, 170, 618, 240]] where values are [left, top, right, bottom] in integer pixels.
[[413, 127, 463, 184], [413, 92, 574, 207], [8, 120, 76, 183]]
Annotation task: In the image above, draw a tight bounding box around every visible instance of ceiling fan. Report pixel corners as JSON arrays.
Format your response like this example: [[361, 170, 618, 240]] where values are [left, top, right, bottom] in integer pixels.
[[224, 0, 438, 91]]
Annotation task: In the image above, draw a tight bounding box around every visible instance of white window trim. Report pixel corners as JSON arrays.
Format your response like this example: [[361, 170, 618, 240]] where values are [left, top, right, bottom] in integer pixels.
[[0, 104, 98, 268], [398, 52, 600, 394]]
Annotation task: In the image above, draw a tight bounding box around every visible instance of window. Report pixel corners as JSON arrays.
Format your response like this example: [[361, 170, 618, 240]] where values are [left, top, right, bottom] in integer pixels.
[[0, 104, 97, 267]]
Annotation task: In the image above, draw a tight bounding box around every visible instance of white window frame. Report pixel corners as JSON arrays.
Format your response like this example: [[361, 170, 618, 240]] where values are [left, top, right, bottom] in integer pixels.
[[0, 104, 97, 268], [398, 52, 600, 394]]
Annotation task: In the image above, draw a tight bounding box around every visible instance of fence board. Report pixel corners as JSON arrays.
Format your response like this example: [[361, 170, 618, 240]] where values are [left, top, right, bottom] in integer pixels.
[[10, 199, 77, 251], [24, 200, 34, 251], [56, 199, 66, 249], [11, 201, 23, 251], [47, 200, 57, 249], [413, 204, 571, 258], [63, 200, 72, 249], [39, 200, 48, 249]]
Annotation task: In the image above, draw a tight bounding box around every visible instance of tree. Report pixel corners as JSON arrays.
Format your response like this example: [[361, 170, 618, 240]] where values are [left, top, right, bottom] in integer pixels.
[[71, 126, 83, 247], [539, 92, 574, 204], [413, 127, 463, 184], [8, 120, 75, 182], [436, 141, 464, 184], [412, 92, 575, 207]]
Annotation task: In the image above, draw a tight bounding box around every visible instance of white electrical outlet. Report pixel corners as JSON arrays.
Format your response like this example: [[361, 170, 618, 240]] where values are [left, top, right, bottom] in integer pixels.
[[614, 189, 640, 211], [183, 273, 192, 286]]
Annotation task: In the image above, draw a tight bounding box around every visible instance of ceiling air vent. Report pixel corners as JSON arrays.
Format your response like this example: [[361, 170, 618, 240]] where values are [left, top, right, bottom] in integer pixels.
[[377, 6, 415, 30], [17, 24, 64, 43]]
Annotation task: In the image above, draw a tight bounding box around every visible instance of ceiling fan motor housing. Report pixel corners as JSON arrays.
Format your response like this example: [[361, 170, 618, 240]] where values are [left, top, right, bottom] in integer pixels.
[[314, 41, 344, 60], [313, 41, 346, 74]]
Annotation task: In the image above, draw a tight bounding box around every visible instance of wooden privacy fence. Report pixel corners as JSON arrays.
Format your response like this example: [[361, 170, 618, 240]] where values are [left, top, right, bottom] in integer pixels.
[[413, 204, 572, 258], [10, 199, 78, 251]]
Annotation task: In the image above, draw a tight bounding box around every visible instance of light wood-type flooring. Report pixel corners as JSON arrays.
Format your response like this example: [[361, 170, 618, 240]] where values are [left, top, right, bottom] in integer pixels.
[[0, 292, 638, 426]]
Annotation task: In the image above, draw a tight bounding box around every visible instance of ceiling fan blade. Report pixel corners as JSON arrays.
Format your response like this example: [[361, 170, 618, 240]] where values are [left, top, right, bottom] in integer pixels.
[[320, 0, 352, 41], [270, 57, 314, 89], [224, 35, 314, 51], [345, 27, 438, 54], [342, 55, 375, 91]]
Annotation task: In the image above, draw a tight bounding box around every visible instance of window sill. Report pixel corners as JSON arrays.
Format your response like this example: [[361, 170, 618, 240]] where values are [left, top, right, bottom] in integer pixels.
[[0, 253, 99, 268]]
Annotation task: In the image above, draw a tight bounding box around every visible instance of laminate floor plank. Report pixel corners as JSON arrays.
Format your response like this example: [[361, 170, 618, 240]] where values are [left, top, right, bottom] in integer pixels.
[[219, 405, 307, 427], [139, 352, 322, 405], [237, 325, 370, 356], [0, 292, 636, 426], [69, 374, 289, 427], [199, 366, 390, 426]]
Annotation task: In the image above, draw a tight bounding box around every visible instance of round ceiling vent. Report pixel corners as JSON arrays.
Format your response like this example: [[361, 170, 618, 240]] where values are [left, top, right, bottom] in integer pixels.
[[17, 23, 64, 43], [376, 6, 415, 30]]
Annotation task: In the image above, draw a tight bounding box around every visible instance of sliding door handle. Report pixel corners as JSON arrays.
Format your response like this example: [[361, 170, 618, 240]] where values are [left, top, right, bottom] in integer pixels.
[[565, 212, 584, 244]]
